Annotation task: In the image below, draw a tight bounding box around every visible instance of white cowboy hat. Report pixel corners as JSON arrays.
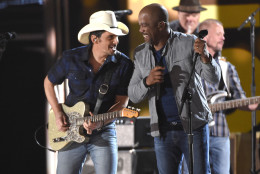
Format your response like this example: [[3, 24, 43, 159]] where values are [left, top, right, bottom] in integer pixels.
[[78, 10, 129, 44]]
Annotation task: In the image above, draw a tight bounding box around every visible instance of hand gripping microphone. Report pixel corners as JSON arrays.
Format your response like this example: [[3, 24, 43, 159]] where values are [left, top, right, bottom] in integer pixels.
[[155, 61, 163, 101], [198, 29, 208, 39], [195, 30, 208, 57]]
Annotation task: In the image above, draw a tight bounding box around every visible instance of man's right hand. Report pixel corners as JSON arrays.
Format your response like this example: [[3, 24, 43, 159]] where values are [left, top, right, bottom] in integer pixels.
[[55, 111, 69, 132], [146, 66, 165, 86]]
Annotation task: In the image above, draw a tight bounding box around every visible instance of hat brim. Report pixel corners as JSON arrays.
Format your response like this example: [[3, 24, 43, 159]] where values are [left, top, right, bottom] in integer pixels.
[[78, 22, 129, 45], [172, 6, 207, 13]]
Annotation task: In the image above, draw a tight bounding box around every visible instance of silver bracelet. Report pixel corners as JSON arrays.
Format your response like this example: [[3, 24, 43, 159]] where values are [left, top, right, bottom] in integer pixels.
[[97, 121, 104, 131]]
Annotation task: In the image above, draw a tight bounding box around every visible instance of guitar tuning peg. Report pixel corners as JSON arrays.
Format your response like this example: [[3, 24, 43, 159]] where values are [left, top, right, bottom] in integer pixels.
[[131, 107, 135, 110], [136, 108, 141, 112], [127, 106, 131, 109]]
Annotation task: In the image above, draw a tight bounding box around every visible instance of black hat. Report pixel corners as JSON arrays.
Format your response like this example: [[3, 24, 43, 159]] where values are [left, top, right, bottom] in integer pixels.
[[172, 0, 207, 13]]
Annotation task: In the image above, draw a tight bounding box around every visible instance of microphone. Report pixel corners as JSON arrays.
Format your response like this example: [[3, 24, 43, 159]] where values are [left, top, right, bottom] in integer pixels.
[[198, 29, 208, 39], [0, 32, 16, 41], [195, 29, 210, 64], [155, 61, 164, 101], [114, 9, 132, 16], [195, 29, 208, 56]]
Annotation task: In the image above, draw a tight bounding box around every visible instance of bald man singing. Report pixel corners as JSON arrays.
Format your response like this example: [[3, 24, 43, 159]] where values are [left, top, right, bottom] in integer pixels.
[[128, 3, 221, 174]]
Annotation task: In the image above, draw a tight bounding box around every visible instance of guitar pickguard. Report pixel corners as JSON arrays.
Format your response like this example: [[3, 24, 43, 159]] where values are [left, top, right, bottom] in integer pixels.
[[207, 90, 228, 104], [65, 111, 87, 143]]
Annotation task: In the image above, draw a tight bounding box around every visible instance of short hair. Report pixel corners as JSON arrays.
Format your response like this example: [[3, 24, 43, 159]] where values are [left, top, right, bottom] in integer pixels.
[[199, 19, 223, 31], [141, 3, 169, 24], [88, 30, 106, 44]]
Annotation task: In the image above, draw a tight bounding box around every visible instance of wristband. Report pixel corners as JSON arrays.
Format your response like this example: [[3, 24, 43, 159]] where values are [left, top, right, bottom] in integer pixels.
[[97, 121, 104, 131], [143, 77, 150, 88]]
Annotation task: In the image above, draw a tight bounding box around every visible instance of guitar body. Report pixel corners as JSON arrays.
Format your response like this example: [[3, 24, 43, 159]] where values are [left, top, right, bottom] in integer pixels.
[[207, 90, 228, 105], [48, 101, 90, 151]]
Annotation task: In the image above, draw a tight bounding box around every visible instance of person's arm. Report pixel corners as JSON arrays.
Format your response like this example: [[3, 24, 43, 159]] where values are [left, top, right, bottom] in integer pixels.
[[44, 76, 68, 132], [83, 95, 129, 134], [194, 37, 221, 84], [232, 66, 259, 111], [108, 95, 129, 112], [225, 63, 260, 112], [128, 53, 155, 104], [240, 103, 259, 111]]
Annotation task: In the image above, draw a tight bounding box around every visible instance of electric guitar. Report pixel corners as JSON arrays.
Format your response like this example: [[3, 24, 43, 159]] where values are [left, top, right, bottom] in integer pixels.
[[48, 101, 139, 151], [207, 91, 260, 113]]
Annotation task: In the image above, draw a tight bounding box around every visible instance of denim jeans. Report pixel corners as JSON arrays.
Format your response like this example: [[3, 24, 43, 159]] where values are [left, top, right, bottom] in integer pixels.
[[56, 122, 117, 174], [209, 136, 230, 174], [154, 124, 210, 174]]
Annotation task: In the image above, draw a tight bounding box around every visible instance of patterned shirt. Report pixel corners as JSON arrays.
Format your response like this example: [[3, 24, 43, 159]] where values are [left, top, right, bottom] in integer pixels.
[[202, 57, 246, 137], [47, 45, 134, 114]]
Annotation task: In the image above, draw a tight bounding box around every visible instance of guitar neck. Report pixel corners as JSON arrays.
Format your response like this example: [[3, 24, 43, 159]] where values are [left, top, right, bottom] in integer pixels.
[[209, 96, 260, 113], [76, 110, 122, 125]]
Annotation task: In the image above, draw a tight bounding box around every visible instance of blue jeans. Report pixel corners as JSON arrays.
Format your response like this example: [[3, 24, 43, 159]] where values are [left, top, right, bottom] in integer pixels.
[[154, 124, 210, 174], [209, 136, 230, 174], [56, 122, 118, 174]]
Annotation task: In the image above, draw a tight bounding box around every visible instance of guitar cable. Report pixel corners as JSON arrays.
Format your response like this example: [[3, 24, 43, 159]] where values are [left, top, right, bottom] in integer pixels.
[[34, 123, 56, 153]]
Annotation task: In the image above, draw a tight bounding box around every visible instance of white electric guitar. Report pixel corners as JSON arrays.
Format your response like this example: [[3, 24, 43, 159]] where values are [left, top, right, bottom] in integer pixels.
[[48, 101, 140, 151], [207, 91, 260, 126], [207, 91, 260, 113]]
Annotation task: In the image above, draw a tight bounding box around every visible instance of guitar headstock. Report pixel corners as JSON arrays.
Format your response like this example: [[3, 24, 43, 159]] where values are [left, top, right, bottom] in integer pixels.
[[121, 106, 140, 118]]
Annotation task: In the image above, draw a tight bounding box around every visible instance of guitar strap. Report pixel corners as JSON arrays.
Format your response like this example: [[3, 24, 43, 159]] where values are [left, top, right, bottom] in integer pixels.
[[93, 55, 119, 115], [218, 56, 231, 97]]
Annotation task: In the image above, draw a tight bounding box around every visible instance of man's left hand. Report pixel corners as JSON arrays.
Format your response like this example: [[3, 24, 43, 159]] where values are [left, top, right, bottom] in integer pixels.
[[83, 112, 103, 134]]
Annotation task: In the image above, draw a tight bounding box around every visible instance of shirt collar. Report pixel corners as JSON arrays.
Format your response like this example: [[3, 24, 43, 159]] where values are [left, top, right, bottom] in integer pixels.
[[81, 44, 118, 64]]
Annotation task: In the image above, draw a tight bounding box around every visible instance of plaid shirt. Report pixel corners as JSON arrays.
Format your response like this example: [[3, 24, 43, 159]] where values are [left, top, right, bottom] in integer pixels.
[[202, 57, 246, 137], [47, 45, 133, 114]]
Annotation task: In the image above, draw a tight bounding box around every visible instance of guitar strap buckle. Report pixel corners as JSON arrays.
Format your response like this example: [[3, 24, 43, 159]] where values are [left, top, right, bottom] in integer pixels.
[[99, 84, 109, 95]]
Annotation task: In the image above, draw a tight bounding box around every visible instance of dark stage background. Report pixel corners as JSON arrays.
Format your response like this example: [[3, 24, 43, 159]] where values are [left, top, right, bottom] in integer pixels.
[[0, 0, 128, 173]]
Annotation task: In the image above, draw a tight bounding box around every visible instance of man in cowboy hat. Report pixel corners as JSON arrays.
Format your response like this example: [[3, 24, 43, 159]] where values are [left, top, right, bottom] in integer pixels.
[[170, 0, 207, 35], [44, 10, 133, 174]]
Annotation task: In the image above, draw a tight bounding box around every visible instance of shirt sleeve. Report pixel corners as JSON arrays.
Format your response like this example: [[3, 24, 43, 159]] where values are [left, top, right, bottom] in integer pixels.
[[47, 55, 69, 85], [228, 63, 246, 99], [116, 59, 134, 96]]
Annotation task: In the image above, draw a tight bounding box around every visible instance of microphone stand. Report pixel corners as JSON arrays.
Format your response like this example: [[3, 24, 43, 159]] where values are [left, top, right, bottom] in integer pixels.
[[0, 40, 7, 62], [179, 53, 200, 174], [237, 7, 260, 174]]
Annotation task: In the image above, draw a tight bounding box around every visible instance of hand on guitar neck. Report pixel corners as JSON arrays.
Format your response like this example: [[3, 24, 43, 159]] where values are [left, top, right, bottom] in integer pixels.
[[83, 111, 103, 134], [241, 103, 259, 111]]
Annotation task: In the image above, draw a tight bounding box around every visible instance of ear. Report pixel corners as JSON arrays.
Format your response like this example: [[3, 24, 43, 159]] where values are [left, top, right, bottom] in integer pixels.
[[91, 35, 98, 44], [158, 21, 166, 30]]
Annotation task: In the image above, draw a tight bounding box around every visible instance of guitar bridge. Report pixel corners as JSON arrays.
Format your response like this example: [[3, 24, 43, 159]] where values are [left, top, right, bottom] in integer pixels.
[[52, 137, 66, 143]]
